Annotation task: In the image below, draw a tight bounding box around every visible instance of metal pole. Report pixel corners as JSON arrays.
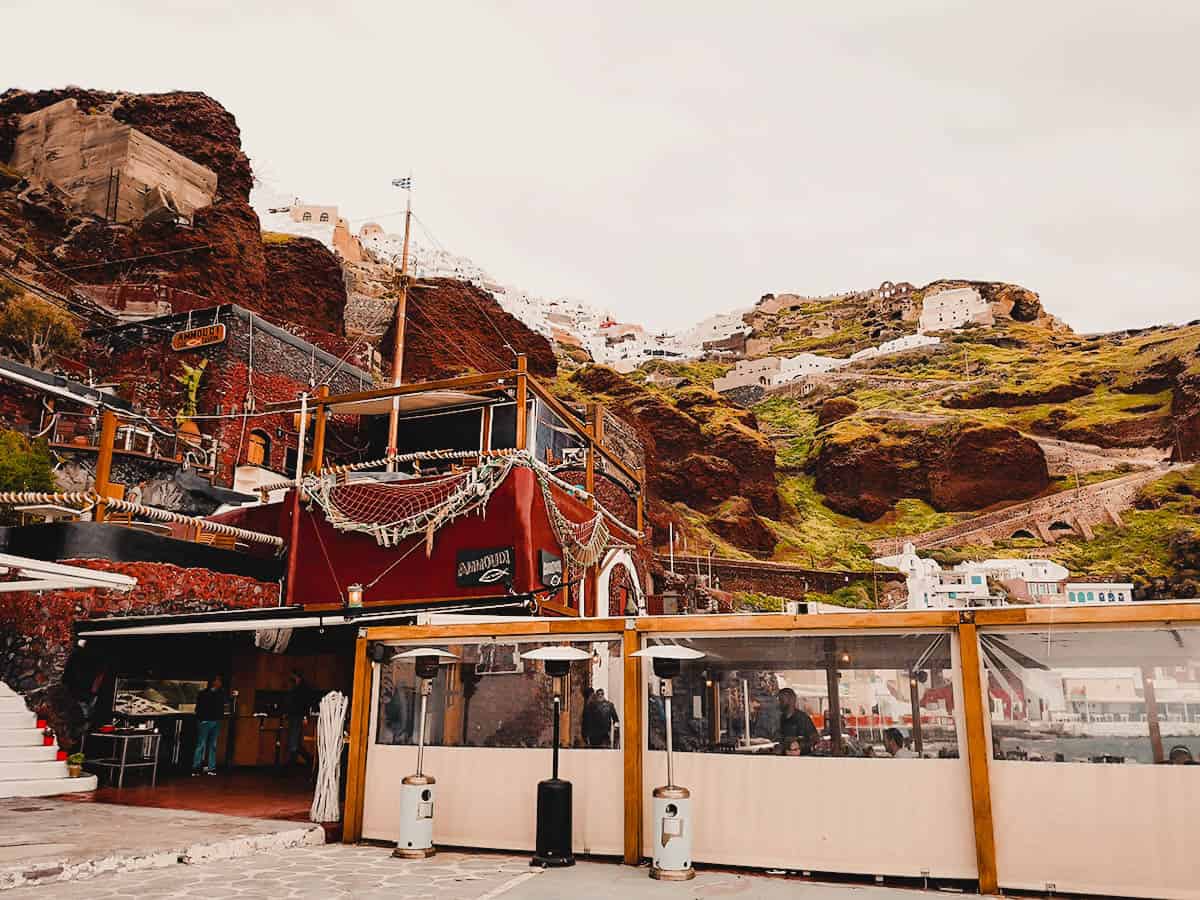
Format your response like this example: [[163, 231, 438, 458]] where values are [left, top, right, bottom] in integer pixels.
[[552, 689, 561, 780], [742, 678, 751, 748], [415, 687, 429, 777], [909, 672, 924, 756], [663, 680, 675, 788]]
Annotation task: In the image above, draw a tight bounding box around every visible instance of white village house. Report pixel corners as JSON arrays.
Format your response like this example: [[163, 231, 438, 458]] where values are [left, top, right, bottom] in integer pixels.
[[875, 543, 1132, 609]]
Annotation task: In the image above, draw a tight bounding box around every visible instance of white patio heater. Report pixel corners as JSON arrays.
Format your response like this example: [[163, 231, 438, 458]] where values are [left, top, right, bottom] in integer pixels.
[[391, 647, 458, 859], [632, 644, 706, 881], [520, 645, 590, 868]]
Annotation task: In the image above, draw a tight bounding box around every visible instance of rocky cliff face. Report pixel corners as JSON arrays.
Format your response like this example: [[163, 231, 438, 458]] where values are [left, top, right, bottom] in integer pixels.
[[814, 420, 1049, 521], [565, 366, 778, 551], [381, 277, 557, 381], [0, 88, 330, 338]]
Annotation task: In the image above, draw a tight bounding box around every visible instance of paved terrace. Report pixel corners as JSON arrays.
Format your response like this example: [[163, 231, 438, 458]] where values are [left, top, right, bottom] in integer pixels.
[[0, 798, 322, 891], [0, 841, 973, 899]]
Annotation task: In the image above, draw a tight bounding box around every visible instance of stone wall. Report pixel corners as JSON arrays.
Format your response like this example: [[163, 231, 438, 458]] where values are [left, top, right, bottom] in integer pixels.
[[654, 554, 905, 602], [0, 559, 277, 749]]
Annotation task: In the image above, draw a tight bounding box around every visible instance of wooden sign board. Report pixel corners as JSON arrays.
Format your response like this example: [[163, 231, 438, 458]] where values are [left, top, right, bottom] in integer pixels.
[[171, 323, 226, 352]]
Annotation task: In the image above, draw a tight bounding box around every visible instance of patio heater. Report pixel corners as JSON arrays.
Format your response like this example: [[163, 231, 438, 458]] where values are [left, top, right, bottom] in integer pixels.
[[632, 644, 706, 881], [520, 645, 590, 868], [391, 647, 458, 859]]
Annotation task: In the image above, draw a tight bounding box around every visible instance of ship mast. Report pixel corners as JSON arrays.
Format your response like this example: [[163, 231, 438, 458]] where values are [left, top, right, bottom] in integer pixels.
[[386, 175, 413, 470]]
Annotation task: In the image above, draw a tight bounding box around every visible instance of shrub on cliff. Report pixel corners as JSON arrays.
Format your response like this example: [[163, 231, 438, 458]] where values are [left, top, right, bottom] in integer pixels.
[[0, 293, 81, 369], [0, 430, 54, 523]]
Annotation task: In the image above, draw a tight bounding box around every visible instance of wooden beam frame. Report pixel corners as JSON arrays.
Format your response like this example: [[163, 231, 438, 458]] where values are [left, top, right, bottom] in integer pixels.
[[272, 369, 519, 412], [514, 355, 528, 450], [342, 601, 1200, 888], [307, 385, 329, 473], [622, 624, 643, 865], [956, 614, 998, 894], [524, 375, 644, 487], [342, 633, 372, 843]]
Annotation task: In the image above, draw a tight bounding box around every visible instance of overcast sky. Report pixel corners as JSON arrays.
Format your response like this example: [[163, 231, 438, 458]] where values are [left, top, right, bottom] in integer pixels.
[[5, 1, 1198, 333]]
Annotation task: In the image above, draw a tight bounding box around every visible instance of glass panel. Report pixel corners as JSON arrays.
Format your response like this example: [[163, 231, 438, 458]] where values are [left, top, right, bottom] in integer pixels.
[[375, 638, 623, 749], [645, 633, 958, 758], [981, 626, 1200, 764]]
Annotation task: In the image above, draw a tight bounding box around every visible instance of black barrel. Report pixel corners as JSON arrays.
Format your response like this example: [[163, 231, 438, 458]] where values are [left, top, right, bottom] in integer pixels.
[[531, 777, 574, 867]]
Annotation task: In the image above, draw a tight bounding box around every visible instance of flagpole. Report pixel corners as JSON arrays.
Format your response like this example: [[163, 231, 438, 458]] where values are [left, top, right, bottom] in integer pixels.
[[386, 174, 413, 471]]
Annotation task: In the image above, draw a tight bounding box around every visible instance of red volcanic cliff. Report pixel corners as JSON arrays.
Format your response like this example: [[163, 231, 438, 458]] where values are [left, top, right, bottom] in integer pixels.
[[0, 88, 324, 336], [566, 365, 779, 551], [815, 419, 1049, 521], [381, 277, 557, 381]]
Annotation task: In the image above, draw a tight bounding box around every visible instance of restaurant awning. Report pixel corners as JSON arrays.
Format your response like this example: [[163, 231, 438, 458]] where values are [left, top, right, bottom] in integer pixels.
[[74, 597, 533, 637], [327, 390, 496, 416]]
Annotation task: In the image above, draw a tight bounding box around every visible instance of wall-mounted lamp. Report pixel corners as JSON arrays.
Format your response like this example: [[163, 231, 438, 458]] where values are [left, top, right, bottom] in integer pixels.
[[346, 583, 364, 609]]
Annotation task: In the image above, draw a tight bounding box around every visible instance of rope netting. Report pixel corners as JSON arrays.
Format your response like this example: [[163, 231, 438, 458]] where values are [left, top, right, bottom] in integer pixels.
[[303, 451, 621, 567]]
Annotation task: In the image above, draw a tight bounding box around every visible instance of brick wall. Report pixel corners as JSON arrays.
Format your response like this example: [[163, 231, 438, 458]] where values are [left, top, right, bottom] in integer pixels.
[[0, 559, 277, 749]]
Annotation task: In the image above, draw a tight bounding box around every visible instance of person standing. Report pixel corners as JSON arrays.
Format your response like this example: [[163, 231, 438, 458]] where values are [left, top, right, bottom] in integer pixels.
[[284, 671, 314, 768], [777, 688, 819, 755], [192, 675, 226, 776], [582, 688, 619, 748]]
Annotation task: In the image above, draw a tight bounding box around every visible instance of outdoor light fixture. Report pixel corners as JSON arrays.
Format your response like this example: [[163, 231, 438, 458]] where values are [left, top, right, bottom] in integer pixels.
[[391, 647, 458, 859], [632, 644, 706, 881], [520, 645, 590, 868], [346, 583, 364, 609]]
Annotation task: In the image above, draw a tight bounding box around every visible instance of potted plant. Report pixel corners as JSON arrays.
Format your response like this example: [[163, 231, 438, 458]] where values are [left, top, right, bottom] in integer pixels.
[[67, 752, 85, 777], [173, 359, 208, 451]]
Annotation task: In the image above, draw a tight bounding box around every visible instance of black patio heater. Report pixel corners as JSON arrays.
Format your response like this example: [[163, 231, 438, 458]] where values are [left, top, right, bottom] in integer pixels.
[[520, 645, 590, 868]]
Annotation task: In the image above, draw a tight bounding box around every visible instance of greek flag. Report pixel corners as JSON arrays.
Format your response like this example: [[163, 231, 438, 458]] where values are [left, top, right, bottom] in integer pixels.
[[391, 177, 412, 189]]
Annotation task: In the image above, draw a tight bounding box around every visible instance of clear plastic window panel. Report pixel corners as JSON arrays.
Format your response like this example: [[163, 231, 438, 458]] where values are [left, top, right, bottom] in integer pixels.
[[645, 632, 959, 758], [375, 638, 623, 749], [981, 626, 1200, 764]]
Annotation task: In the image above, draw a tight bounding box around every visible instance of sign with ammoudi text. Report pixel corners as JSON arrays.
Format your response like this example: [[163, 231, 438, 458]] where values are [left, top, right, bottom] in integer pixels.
[[171, 323, 226, 351], [456, 546, 515, 588]]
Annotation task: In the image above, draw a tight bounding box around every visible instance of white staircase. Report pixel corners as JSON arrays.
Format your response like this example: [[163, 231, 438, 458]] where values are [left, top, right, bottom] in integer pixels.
[[0, 682, 97, 797]]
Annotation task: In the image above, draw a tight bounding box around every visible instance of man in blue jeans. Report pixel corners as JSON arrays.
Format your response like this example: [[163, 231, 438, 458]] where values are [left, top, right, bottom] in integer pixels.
[[192, 675, 226, 776]]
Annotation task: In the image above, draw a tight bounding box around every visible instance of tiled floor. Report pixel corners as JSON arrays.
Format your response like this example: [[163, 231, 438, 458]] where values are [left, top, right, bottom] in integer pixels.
[[61, 767, 315, 822]]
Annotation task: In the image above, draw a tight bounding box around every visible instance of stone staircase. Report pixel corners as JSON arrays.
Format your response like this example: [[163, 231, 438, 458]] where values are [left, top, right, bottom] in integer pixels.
[[0, 682, 97, 798]]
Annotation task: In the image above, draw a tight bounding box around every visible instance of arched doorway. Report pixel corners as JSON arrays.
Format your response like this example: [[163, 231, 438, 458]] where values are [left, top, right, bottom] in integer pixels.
[[247, 430, 271, 467], [596, 549, 642, 617]]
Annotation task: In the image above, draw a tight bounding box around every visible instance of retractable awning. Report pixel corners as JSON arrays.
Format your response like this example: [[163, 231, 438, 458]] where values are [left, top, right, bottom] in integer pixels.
[[327, 390, 495, 416], [75, 597, 533, 637]]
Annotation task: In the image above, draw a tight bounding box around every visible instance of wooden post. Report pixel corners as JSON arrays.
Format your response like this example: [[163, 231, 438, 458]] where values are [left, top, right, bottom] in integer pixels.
[[283, 486, 304, 606], [480, 403, 493, 453], [957, 615, 999, 894], [909, 671, 924, 756], [622, 626, 642, 865], [93, 409, 118, 523], [343, 634, 372, 843], [1142, 666, 1165, 764], [514, 355, 528, 450], [307, 385, 329, 473], [635, 467, 645, 534]]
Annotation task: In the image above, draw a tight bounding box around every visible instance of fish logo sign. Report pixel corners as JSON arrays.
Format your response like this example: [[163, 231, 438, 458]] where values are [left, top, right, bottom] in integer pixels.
[[456, 547, 515, 589]]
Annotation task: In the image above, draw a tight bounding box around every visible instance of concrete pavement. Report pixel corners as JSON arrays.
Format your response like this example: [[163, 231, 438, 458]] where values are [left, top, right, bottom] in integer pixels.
[[0, 841, 975, 899], [0, 797, 322, 891]]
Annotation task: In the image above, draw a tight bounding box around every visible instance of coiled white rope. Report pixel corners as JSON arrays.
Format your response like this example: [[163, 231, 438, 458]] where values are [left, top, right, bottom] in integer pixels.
[[310, 690, 348, 824]]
